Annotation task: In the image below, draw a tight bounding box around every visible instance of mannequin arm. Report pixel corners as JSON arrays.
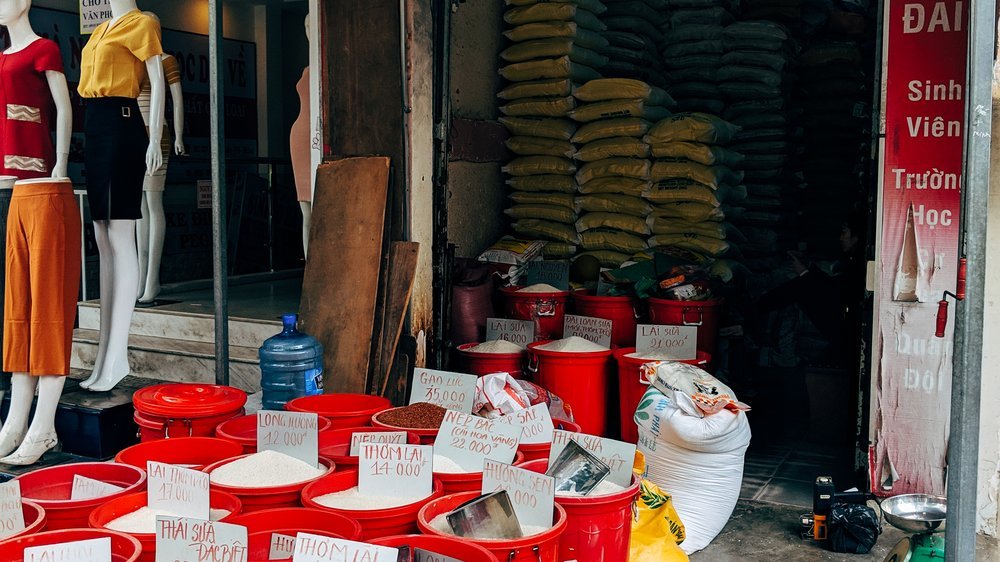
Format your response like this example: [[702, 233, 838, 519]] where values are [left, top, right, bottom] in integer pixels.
[[144, 54, 166, 174], [169, 81, 185, 155], [45, 70, 72, 178]]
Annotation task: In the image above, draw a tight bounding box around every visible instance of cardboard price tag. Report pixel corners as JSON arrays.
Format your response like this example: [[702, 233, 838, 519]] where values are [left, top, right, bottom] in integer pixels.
[[433, 410, 522, 472], [349, 431, 408, 456], [147, 462, 210, 521], [0, 481, 24, 540], [563, 314, 613, 348], [485, 318, 535, 349], [498, 403, 554, 445], [635, 324, 698, 361], [268, 533, 297, 560], [292, 532, 397, 562], [548, 430, 637, 488], [155, 517, 248, 562], [409, 368, 478, 413], [71, 475, 124, 500], [257, 410, 319, 468], [358, 444, 433, 500], [526, 260, 570, 290], [26, 537, 111, 562], [414, 549, 463, 562], [482, 460, 555, 529]]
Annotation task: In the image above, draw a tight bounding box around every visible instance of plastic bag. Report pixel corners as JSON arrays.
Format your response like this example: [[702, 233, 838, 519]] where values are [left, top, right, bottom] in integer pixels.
[[576, 193, 652, 216], [505, 0, 608, 16], [640, 361, 750, 417], [504, 22, 609, 51], [499, 56, 601, 83], [474, 372, 573, 421], [575, 157, 651, 184], [576, 212, 650, 236], [576, 250, 630, 268], [504, 3, 607, 31], [581, 230, 648, 254], [501, 38, 608, 68], [630, 452, 689, 562], [578, 176, 650, 196], [650, 161, 744, 190], [509, 191, 576, 209], [649, 142, 745, 167], [505, 204, 578, 224], [513, 219, 581, 244], [828, 503, 882, 554]]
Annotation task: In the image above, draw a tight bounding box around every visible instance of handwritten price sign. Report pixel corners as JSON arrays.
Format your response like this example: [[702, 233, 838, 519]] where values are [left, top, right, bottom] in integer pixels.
[[635, 324, 697, 360], [482, 460, 555, 528], [257, 411, 319, 468], [409, 368, 478, 413], [269, 533, 297, 560], [499, 403, 554, 445], [0, 481, 24, 540], [485, 318, 535, 349], [349, 431, 408, 456], [549, 430, 636, 487], [26, 537, 111, 562], [147, 462, 210, 521], [414, 549, 463, 562], [292, 532, 397, 562], [563, 314, 613, 348], [358, 444, 433, 500], [71, 475, 123, 500], [155, 517, 248, 562], [434, 410, 522, 472], [526, 260, 570, 290]]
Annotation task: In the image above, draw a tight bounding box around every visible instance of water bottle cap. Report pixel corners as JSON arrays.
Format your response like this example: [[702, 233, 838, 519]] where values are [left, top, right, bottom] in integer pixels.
[[282, 314, 298, 329]]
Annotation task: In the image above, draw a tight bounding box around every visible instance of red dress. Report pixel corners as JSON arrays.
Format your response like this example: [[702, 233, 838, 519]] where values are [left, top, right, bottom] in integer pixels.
[[0, 39, 64, 179]]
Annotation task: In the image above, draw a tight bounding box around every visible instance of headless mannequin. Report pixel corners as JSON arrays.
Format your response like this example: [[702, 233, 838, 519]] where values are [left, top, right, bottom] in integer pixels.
[[0, 0, 74, 464], [136, 14, 184, 304], [79, 0, 165, 393], [290, 15, 312, 258]]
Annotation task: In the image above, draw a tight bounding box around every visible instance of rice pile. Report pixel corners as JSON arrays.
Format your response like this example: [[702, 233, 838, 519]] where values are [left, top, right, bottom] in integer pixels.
[[429, 513, 549, 538], [469, 340, 525, 354], [107, 507, 231, 533], [312, 487, 431, 510], [536, 335, 609, 352], [518, 283, 563, 293], [209, 450, 325, 488]]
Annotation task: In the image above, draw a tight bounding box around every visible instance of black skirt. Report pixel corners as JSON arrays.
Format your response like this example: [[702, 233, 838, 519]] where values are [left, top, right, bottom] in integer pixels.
[[84, 97, 148, 220]]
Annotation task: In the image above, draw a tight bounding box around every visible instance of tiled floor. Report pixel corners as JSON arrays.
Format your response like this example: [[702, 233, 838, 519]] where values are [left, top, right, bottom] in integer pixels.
[[157, 275, 303, 320], [739, 440, 852, 509]]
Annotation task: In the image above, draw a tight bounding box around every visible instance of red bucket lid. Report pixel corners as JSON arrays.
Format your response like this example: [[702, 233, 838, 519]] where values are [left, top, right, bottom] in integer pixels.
[[133, 383, 247, 418]]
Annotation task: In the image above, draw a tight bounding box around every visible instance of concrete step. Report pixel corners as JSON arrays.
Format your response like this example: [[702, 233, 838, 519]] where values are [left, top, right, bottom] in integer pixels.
[[78, 301, 279, 348], [71, 329, 261, 393]]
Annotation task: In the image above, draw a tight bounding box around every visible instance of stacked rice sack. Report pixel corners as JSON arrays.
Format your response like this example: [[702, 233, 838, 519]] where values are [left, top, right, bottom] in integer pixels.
[[597, 0, 669, 87], [499, 0, 611, 259], [659, 0, 738, 114], [569, 78, 674, 268], [642, 112, 746, 269]]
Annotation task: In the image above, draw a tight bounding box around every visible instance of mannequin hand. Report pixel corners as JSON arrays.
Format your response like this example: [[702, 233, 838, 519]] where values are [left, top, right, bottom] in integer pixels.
[[51, 159, 68, 179], [146, 142, 163, 175], [174, 138, 186, 156]]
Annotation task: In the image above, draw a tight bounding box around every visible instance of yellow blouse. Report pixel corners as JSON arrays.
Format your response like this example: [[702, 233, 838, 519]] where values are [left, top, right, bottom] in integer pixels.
[[78, 10, 163, 99]]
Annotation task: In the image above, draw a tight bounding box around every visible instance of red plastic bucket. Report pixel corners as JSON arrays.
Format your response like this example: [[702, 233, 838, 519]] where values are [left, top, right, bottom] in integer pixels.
[[370, 408, 441, 445], [214, 414, 334, 454], [317, 427, 422, 470], [115, 436, 245, 471], [203, 455, 335, 512], [88, 490, 242, 562], [613, 347, 712, 444], [133, 383, 247, 442], [517, 418, 582, 463], [133, 409, 244, 442], [15, 463, 147, 530], [417, 491, 567, 562], [226, 507, 362, 540], [371, 534, 499, 562], [572, 290, 643, 347], [247, 528, 345, 562], [301, 470, 443, 540], [285, 394, 391, 429], [434, 451, 526, 495], [647, 297, 721, 358], [4, 501, 46, 541], [501, 286, 570, 341], [456, 342, 527, 379], [0, 528, 142, 562], [528, 341, 613, 436], [519, 459, 640, 562]]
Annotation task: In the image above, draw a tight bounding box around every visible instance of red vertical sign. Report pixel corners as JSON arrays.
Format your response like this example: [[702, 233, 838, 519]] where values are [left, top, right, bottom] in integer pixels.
[[873, 0, 967, 495]]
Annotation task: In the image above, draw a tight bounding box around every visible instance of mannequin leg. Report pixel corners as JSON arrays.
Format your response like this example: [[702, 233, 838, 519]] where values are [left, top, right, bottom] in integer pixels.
[[0, 374, 37, 457], [85, 220, 139, 392], [138, 190, 165, 303], [81, 221, 115, 388], [0, 376, 64, 465], [136, 193, 151, 299], [299, 201, 311, 259]]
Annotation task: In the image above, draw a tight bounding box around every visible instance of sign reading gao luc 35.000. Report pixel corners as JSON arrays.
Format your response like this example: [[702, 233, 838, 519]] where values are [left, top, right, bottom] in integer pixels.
[[873, 0, 968, 496]]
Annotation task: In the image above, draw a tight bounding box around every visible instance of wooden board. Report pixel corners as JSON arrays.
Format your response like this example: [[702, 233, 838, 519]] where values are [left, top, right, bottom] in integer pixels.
[[300, 157, 390, 394], [369, 242, 420, 399]]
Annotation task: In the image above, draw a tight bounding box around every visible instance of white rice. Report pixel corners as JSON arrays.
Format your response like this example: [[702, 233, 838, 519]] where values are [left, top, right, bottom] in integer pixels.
[[556, 479, 626, 497], [312, 486, 430, 510], [106, 507, 231, 533], [429, 513, 548, 538], [469, 340, 524, 354], [518, 284, 562, 293], [433, 455, 473, 474], [536, 336, 609, 353], [209, 450, 325, 488], [625, 351, 680, 360]]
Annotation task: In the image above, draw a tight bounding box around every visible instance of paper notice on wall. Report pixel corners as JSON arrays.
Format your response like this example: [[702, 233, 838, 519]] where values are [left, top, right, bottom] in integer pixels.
[[80, 0, 112, 34]]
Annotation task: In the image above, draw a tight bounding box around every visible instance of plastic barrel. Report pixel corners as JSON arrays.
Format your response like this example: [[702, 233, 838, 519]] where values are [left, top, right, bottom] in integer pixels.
[[88, 490, 242, 562], [4, 501, 46, 541], [647, 298, 721, 359], [300, 470, 443, 540], [572, 290, 643, 347], [517, 418, 582, 463], [456, 342, 527, 379], [417, 491, 568, 562], [132, 383, 247, 442], [613, 347, 712, 444], [259, 313, 325, 410], [214, 414, 333, 454], [434, 451, 525, 495], [115, 436, 246, 471], [202, 456, 335, 512], [15, 463, 147, 530], [248, 529, 345, 562], [317, 427, 422, 470], [285, 394, 390, 429], [0, 528, 142, 562], [519, 459, 641, 562], [370, 408, 441, 445], [226, 507, 362, 540], [528, 341, 614, 436], [500, 286, 571, 341], [371, 534, 499, 562]]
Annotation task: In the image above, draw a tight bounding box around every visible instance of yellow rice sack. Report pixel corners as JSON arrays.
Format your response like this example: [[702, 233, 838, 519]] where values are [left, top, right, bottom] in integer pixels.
[[581, 230, 649, 253], [649, 161, 743, 190], [575, 157, 651, 184], [649, 201, 725, 222], [500, 116, 577, 141], [648, 233, 731, 256], [630, 479, 690, 562], [498, 79, 574, 101], [573, 78, 675, 106], [648, 219, 727, 238], [575, 212, 650, 236], [504, 22, 609, 51], [576, 250, 630, 268], [643, 180, 720, 206], [505, 204, 578, 224], [502, 156, 577, 176], [501, 96, 577, 118], [575, 137, 651, 161], [568, 100, 672, 123], [506, 174, 577, 193], [509, 191, 577, 209], [504, 3, 607, 31], [506, 136, 576, 158], [505, 0, 608, 16], [649, 141, 745, 166], [572, 117, 652, 143], [500, 38, 608, 69], [499, 56, 600, 83], [513, 219, 581, 244], [542, 242, 578, 258], [577, 177, 650, 196], [644, 113, 741, 144], [576, 194, 651, 216]]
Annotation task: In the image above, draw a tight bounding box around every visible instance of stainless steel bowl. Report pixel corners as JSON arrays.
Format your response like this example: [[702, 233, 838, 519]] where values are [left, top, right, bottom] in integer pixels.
[[881, 494, 947, 534]]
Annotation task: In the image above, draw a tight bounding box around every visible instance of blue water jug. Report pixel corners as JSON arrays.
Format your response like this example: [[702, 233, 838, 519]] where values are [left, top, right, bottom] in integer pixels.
[[259, 313, 324, 410]]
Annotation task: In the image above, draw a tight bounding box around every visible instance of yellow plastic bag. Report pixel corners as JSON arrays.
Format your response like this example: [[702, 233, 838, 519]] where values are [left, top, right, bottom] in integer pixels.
[[500, 116, 577, 141], [575, 137, 651, 162], [573, 117, 652, 144], [498, 79, 573, 101], [578, 177, 650, 196], [631, 479, 690, 562], [575, 157, 651, 184], [576, 194, 651, 216], [506, 136, 576, 158], [513, 219, 581, 244], [501, 96, 577, 118], [568, 99, 672, 123], [499, 56, 601, 83], [502, 156, 577, 176], [509, 191, 577, 209], [650, 141, 745, 166], [644, 112, 740, 144], [573, 78, 675, 106], [575, 212, 650, 236], [505, 204, 578, 224], [506, 174, 577, 193]]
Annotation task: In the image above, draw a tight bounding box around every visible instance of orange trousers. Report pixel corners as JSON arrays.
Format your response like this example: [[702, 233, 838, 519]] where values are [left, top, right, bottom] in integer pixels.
[[3, 179, 82, 375]]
